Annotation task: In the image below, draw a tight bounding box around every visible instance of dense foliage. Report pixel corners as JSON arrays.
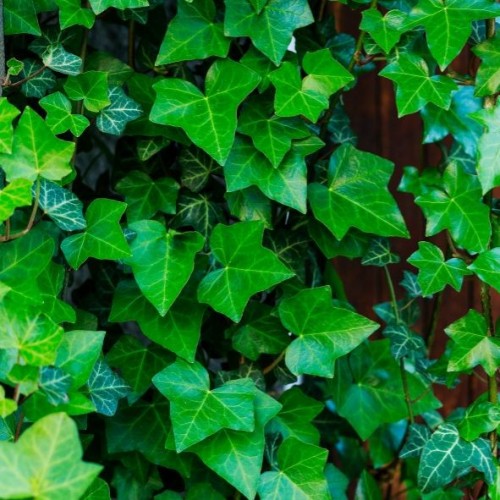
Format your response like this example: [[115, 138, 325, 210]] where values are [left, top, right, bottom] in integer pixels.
[[1, 0, 500, 498]]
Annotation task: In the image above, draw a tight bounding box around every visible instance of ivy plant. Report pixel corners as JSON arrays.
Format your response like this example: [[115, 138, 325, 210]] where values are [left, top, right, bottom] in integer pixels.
[[1, 0, 500, 498]]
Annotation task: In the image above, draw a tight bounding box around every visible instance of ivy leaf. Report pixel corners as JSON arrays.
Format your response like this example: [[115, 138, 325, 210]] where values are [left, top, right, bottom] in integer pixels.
[[379, 53, 457, 116], [408, 241, 472, 296], [403, 0, 500, 70], [457, 399, 500, 441], [416, 162, 491, 253], [0, 179, 33, 222], [39, 92, 90, 137], [473, 34, 500, 97], [309, 144, 409, 240], [400, 270, 423, 298], [399, 423, 431, 458], [150, 59, 260, 165], [42, 44, 83, 76], [61, 199, 131, 269], [355, 471, 382, 500], [153, 359, 256, 452], [0, 386, 17, 418], [0, 97, 20, 154], [56, 0, 95, 29], [96, 86, 142, 136], [0, 107, 74, 182], [87, 359, 130, 416], [64, 71, 110, 112], [115, 171, 179, 222], [0, 413, 101, 498], [39, 366, 72, 405], [226, 187, 273, 226], [383, 323, 426, 359], [279, 286, 378, 377], [361, 237, 400, 267], [4, 0, 40, 35], [469, 248, 500, 292], [125, 220, 204, 316], [418, 423, 495, 493], [224, 0, 313, 65], [445, 309, 500, 376], [197, 221, 294, 322], [360, 8, 406, 53], [156, 0, 230, 64], [38, 179, 87, 231], [269, 50, 354, 122], [18, 60, 56, 98], [88, 0, 148, 15], [257, 437, 330, 499], [179, 147, 218, 192]]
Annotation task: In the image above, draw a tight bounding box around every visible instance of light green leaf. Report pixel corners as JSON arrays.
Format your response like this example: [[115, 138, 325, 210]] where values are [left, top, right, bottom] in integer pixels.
[[408, 241, 472, 296], [125, 220, 204, 316], [57, 0, 95, 29], [473, 34, 500, 97], [64, 71, 110, 112], [151, 59, 260, 165], [224, 0, 313, 65], [61, 199, 130, 269], [469, 248, 500, 292], [116, 171, 179, 222], [0, 107, 74, 182], [156, 0, 230, 64], [0, 98, 20, 154], [445, 309, 500, 376], [42, 44, 83, 76], [88, 359, 130, 416], [309, 143, 409, 239], [360, 8, 406, 53], [40, 92, 90, 137], [0, 413, 101, 499], [198, 221, 294, 322], [6, 58, 24, 77], [96, 86, 142, 135], [403, 0, 500, 70], [153, 359, 256, 452], [0, 387, 17, 418], [269, 50, 354, 122], [4, 0, 40, 35], [0, 179, 33, 222], [279, 286, 378, 377], [88, 0, 148, 15], [379, 53, 457, 116], [416, 162, 491, 253], [457, 399, 500, 441], [257, 437, 330, 499]]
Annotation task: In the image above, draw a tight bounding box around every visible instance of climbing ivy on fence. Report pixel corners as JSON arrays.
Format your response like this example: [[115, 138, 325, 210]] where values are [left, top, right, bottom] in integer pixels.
[[0, 0, 500, 498]]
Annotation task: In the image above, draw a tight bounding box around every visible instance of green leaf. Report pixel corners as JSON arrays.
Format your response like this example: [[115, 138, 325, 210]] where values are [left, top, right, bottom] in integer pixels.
[[115, 171, 179, 222], [40, 92, 90, 137], [309, 144, 409, 240], [38, 179, 87, 232], [110, 280, 205, 362], [270, 50, 354, 122], [88, 359, 130, 416], [457, 399, 500, 441], [0, 107, 74, 182], [42, 44, 83, 76], [445, 309, 500, 376], [279, 286, 378, 377], [0, 413, 101, 498], [408, 241, 472, 296], [150, 59, 260, 165], [88, 0, 148, 15], [361, 238, 400, 267], [257, 437, 330, 499], [6, 58, 24, 77], [224, 0, 314, 65], [379, 53, 457, 116], [39, 366, 72, 405], [473, 34, 500, 97], [82, 479, 110, 500], [418, 423, 496, 493], [355, 470, 382, 500], [416, 162, 491, 253], [61, 199, 130, 269], [469, 248, 500, 292], [0, 179, 33, 222], [153, 359, 256, 452], [226, 187, 273, 226], [383, 323, 426, 359], [0, 98, 20, 154], [198, 221, 294, 322], [4, 0, 40, 35], [266, 387, 324, 445], [0, 386, 17, 418], [156, 0, 230, 64], [64, 71, 110, 112], [18, 60, 56, 98], [57, 0, 95, 29], [403, 0, 500, 70], [360, 8, 406, 53], [399, 423, 431, 458], [125, 220, 204, 316], [96, 86, 142, 136], [179, 147, 218, 192]]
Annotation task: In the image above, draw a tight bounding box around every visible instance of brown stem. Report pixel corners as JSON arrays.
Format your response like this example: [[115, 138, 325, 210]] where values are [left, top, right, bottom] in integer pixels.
[[5, 65, 46, 88], [262, 350, 286, 375], [14, 411, 24, 442]]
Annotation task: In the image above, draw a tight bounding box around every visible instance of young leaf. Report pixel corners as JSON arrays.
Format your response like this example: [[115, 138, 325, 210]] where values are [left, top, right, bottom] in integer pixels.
[[473, 34, 500, 97], [156, 0, 230, 64], [39, 92, 90, 137], [457, 399, 500, 441], [197, 221, 294, 322], [96, 86, 142, 136], [309, 144, 409, 240], [469, 248, 500, 292], [61, 199, 131, 269], [0, 97, 20, 154], [0, 413, 101, 498], [408, 241, 472, 296], [445, 309, 500, 376], [125, 220, 204, 316], [152, 359, 256, 452], [0, 179, 33, 222], [279, 286, 379, 377], [64, 71, 110, 112], [224, 0, 314, 65], [150, 59, 260, 165], [360, 8, 406, 53]]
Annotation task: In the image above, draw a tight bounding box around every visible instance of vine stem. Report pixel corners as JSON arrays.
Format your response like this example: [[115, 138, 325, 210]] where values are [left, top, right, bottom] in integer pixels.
[[262, 350, 286, 375]]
